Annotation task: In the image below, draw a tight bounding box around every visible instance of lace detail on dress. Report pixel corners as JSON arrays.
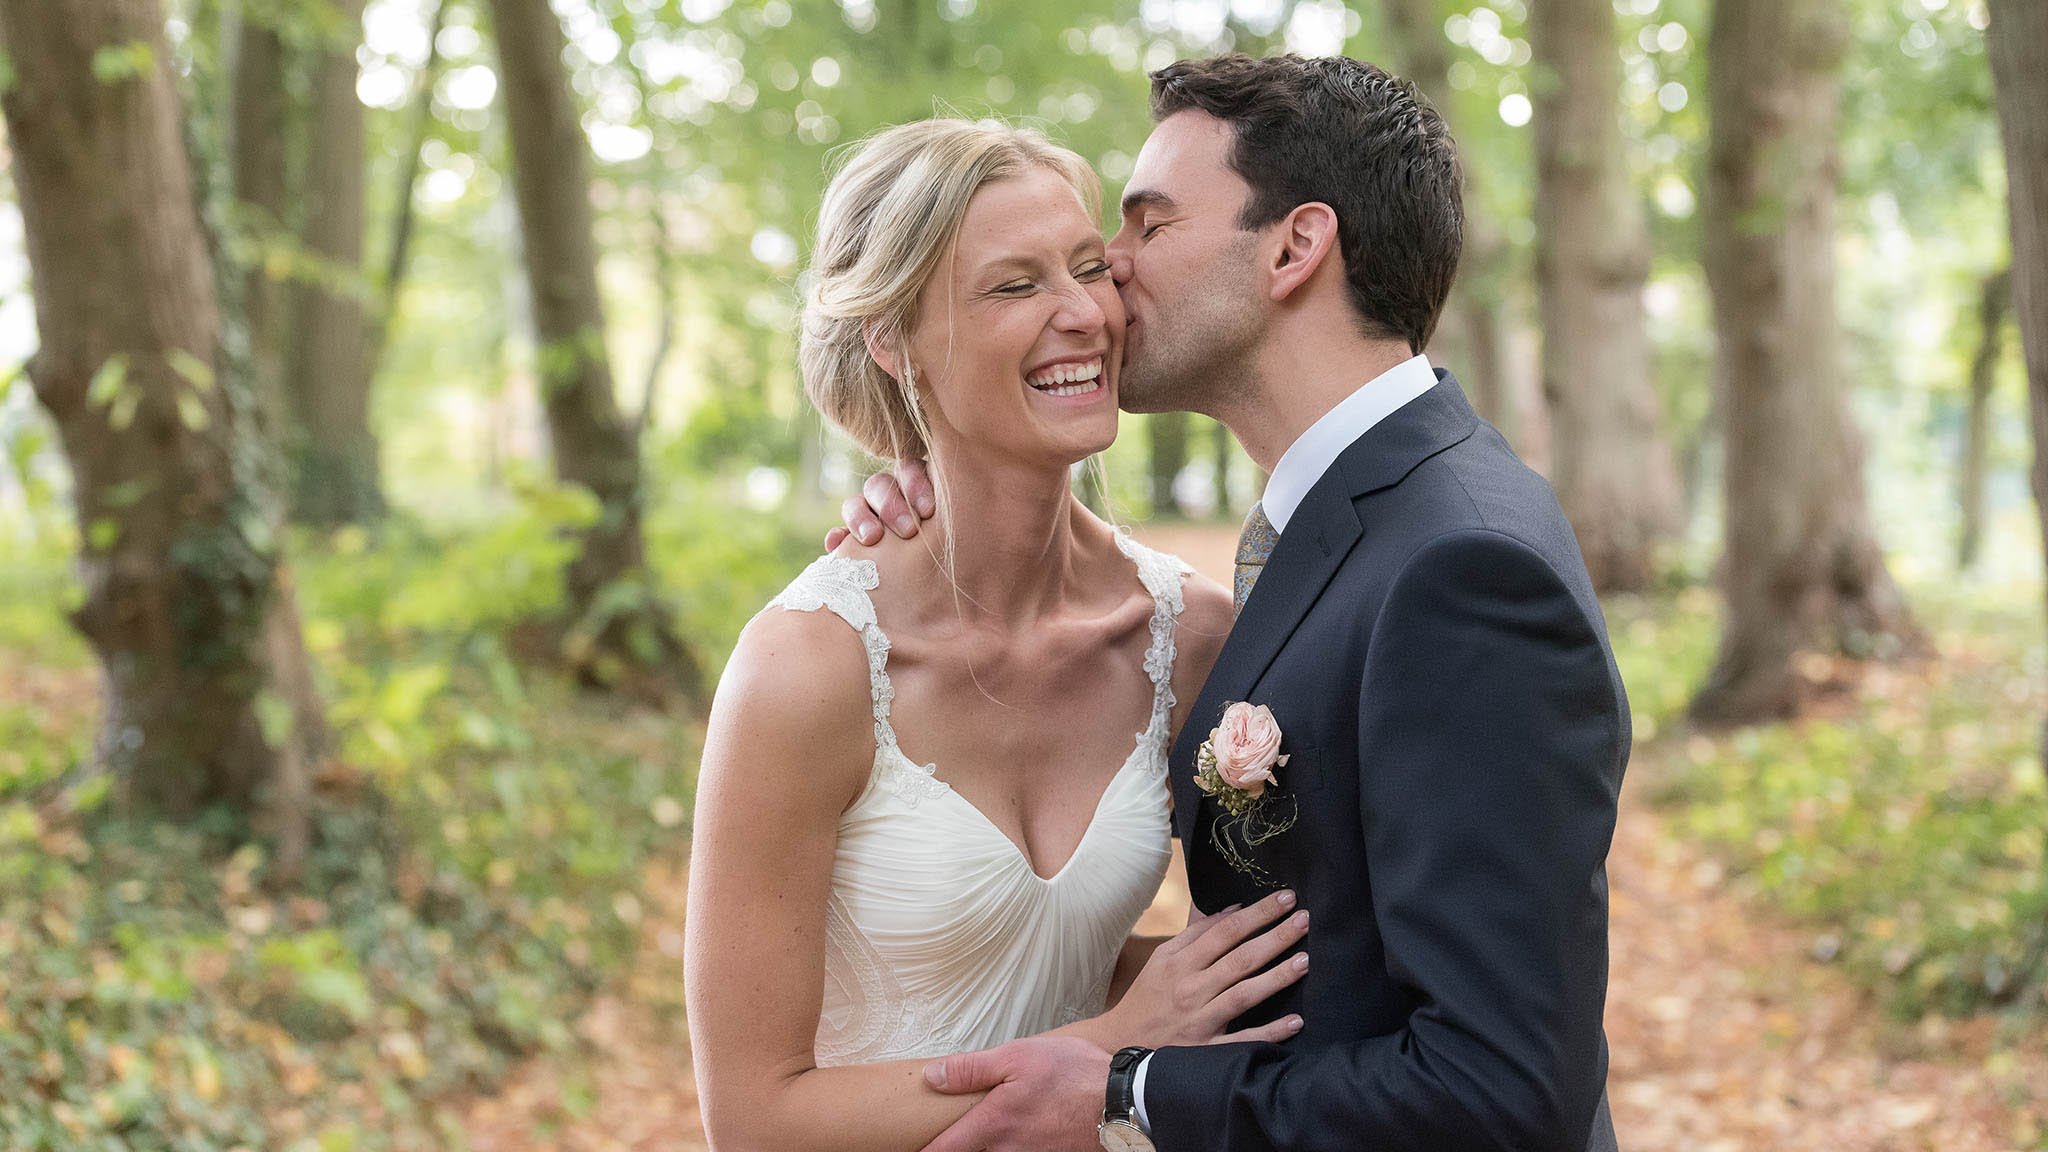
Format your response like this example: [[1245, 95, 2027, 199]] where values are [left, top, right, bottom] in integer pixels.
[[873, 750, 948, 806], [1113, 531, 1193, 749], [815, 890, 938, 1066], [1050, 961, 1117, 1031], [767, 555, 948, 807]]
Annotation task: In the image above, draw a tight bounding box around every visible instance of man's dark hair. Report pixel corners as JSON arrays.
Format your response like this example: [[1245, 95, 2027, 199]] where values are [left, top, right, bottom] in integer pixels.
[[1150, 54, 1463, 354]]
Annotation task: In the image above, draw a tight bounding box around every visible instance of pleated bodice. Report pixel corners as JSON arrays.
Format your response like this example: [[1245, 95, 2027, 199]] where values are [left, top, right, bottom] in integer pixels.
[[762, 532, 1190, 1066]]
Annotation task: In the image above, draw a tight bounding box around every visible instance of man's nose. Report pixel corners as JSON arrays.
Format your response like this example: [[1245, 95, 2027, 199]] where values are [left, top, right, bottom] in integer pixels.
[[1106, 224, 1135, 285]]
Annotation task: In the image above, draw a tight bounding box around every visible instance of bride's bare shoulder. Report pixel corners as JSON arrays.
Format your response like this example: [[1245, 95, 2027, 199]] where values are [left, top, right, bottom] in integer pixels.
[[1168, 571, 1232, 732], [1178, 571, 1232, 641], [704, 577, 877, 806]]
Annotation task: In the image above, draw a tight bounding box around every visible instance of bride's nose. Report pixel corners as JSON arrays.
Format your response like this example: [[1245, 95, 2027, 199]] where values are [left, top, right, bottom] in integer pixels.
[[1050, 279, 1108, 334]]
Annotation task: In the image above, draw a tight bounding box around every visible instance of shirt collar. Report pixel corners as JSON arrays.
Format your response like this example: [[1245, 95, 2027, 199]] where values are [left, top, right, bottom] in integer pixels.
[[1259, 354, 1438, 535]]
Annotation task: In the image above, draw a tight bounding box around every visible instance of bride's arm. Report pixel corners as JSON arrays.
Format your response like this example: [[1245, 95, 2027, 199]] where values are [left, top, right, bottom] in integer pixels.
[[1105, 934, 1169, 1008], [685, 608, 980, 1152]]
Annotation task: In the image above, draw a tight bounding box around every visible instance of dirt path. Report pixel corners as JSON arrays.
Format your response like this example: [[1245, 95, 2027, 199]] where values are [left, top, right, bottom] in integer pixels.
[[462, 526, 2046, 1150]]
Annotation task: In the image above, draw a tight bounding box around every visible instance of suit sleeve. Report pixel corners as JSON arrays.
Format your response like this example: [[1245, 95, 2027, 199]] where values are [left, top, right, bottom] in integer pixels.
[[1143, 529, 1624, 1152]]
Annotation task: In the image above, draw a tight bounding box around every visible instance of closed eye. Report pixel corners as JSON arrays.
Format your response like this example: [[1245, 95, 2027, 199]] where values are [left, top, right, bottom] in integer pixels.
[[1076, 261, 1110, 280]]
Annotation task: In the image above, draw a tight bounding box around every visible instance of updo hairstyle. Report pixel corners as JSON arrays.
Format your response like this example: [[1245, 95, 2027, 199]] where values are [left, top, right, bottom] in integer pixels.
[[798, 119, 1101, 462]]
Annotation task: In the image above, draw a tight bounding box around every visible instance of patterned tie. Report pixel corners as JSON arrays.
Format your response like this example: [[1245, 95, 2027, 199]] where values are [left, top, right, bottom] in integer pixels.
[[1233, 502, 1278, 617]]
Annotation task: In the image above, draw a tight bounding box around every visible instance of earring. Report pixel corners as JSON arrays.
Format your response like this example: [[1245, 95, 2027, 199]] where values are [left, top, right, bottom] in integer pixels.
[[900, 364, 920, 414]]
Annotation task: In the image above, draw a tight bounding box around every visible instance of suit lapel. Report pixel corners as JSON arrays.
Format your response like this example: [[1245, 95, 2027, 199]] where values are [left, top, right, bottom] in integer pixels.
[[1170, 372, 1480, 845]]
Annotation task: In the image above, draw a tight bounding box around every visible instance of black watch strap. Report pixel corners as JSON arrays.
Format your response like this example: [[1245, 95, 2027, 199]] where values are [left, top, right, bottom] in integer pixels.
[[1104, 1045, 1153, 1122]]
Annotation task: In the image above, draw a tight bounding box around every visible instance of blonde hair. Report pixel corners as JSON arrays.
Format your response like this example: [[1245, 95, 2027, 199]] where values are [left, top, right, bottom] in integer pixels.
[[798, 118, 1101, 462]]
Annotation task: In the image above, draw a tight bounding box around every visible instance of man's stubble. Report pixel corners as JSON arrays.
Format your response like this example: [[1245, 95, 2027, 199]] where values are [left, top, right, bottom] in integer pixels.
[[1118, 231, 1264, 421]]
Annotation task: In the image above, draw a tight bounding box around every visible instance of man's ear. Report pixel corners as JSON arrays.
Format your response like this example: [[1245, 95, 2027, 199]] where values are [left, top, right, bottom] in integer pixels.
[[1267, 202, 1339, 304], [862, 319, 901, 381]]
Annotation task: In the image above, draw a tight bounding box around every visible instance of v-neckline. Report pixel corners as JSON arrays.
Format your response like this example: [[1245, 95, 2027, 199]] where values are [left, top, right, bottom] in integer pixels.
[[899, 730, 1151, 883], [840, 529, 1182, 883]]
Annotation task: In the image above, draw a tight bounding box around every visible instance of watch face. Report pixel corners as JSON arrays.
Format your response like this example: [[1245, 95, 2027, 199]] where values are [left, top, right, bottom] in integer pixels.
[[1098, 1119, 1153, 1152]]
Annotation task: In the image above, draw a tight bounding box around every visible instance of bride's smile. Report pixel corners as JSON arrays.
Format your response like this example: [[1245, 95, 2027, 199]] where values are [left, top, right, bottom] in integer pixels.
[[896, 165, 1125, 470], [1025, 355, 1105, 399]]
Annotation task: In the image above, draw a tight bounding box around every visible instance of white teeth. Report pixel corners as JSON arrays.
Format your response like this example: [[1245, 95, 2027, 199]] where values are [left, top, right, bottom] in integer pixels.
[[1043, 380, 1100, 397], [1027, 359, 1103, 390]]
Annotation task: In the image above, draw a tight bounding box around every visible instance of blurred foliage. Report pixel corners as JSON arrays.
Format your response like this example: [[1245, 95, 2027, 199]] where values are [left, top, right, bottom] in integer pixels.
[[0, 474, 815, 1148], [1613, 583, 2048, 1021]]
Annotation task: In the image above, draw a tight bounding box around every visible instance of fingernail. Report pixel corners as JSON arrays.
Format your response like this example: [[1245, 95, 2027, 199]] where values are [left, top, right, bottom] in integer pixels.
[[916, 493, 935, 516], [1292, 953, 1309, 971], [1276, 890, 1296, 908], [858, 524, 880, 545], [894, 515, 916, 535], [923, 1061, 947, 1089], [1287, 1015, 1304, 1031], [1291, 911, 1309, 929]]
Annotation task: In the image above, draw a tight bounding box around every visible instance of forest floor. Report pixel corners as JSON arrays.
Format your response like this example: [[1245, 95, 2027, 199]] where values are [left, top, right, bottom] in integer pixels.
[[443, 523, 2041, 1150]]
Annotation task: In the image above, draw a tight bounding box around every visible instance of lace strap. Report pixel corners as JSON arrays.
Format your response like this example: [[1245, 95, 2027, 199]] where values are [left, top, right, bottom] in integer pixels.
[[766, 555, 901, 753], [1113, 531, 1192, 742]]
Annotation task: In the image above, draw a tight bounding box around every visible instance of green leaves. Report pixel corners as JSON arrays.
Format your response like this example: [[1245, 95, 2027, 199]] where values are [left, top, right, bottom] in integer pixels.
[[166, 348, 216, 394], [88, 40, 156, 84], [256, 930, 373, 1026], [86, 518, 119, 552], [176, 390, 211, 433], [85, 354, 141, 432], [255, 690, 297, 751], [1631, 586, 2048, 1018], [84, 354, 128, 409], [79, 350, 220, 434]]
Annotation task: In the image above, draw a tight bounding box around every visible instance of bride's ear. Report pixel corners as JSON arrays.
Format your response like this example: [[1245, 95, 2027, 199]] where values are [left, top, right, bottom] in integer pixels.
[[862, 319, 902, 382]]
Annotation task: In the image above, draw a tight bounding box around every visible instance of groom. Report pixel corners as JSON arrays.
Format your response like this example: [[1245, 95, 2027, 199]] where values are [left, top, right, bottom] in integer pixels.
[[836, 54, 1625, 1152]]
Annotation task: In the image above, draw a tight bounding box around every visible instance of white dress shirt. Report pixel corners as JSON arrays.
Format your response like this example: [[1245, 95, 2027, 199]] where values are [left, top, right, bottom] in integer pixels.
[[1130, 352, 1439, 1134], [1255, 353, 1440, 535]]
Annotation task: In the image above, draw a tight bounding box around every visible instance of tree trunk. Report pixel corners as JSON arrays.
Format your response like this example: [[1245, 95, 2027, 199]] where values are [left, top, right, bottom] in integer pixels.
[[1988, 0, 2048, 675], [488, 0, 700, 701], [285, 0, 381, 526], [1149, 410, 1189, 519], [1957, 267, 2012, 571], [1531, 0, 1682, 592], [1691, 0, 1922, 725], [1986, 0, 2048, 998], [232, 12, 287, 438], [0, 0, 321, 827], [1381, 0, 1515, 438]]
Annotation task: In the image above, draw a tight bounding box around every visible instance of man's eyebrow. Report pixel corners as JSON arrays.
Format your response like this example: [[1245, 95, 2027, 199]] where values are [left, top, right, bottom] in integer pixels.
[[1120, 188, 1178, 217]]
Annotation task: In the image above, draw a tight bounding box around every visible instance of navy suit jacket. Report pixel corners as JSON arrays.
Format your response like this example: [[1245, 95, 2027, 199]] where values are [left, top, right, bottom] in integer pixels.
[[1146, 373, 1625, 1152]]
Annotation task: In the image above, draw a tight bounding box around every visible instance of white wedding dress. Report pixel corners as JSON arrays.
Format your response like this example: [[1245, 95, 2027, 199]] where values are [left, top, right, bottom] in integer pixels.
[[763, 531, 1190, 1067]]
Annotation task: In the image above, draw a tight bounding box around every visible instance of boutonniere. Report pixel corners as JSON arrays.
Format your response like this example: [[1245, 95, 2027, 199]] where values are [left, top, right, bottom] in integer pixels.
[[1194, 702, 1300, 883]]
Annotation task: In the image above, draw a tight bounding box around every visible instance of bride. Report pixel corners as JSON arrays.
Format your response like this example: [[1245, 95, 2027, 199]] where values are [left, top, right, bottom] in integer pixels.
[[684, 118, 1310, 1149]]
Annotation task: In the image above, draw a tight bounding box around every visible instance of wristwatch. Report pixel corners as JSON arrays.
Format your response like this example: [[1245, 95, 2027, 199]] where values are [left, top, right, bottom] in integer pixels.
[[1098, 1045, 1155, 1151]]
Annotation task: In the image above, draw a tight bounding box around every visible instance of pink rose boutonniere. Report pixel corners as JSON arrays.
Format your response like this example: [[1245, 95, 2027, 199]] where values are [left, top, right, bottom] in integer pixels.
[[1195, 703, 1301, 882], [1196, 702, 1289, 811]]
